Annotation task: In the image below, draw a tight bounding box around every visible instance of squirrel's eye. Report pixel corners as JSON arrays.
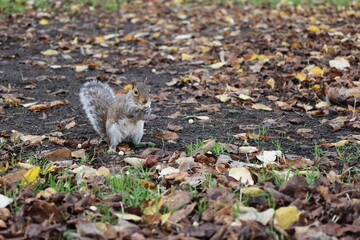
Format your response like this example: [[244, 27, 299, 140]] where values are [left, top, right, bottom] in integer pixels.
[[133, 90, 138, 95]]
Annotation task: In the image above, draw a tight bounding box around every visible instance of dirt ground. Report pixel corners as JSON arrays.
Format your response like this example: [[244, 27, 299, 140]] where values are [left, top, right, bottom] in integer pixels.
[[1, 1, 360, 239]]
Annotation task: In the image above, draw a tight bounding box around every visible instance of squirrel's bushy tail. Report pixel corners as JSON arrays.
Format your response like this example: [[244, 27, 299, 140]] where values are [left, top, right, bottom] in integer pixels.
[[79, 80, 115, 138]]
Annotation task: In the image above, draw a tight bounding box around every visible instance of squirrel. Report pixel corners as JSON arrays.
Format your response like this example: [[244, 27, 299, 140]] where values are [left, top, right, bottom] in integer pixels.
[[79, 79, 151, 153]]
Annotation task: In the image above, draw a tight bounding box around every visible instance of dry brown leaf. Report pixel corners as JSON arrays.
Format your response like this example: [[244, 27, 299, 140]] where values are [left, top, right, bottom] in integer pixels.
[[42, 148, 72, 161], [167, 124, 184, 131], [154, 132, 179, 140], [29, 100, 69, 111]]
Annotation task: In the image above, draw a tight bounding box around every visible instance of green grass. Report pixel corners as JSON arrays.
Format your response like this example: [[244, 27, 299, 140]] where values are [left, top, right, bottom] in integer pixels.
[[107, 166, 162, 207]]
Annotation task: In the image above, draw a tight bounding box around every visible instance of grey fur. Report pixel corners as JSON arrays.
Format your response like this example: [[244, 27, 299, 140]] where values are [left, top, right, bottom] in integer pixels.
[[79, 80, 115, 138]]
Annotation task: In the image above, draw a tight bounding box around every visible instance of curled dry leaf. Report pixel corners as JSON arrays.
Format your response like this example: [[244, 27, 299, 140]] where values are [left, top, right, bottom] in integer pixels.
[[167, 123, 184, 131], [20, 134, 46, 146], [154, 132, 179, 140], [228, 167, 254, 185], [36, 187, 57, 199], [256, 150, 283, 164], [239, 146, 258, 154], [252, 103, 272, 111], [123, 157, 146, 168], [326, 86, 360, 105], [235, 205, 274, 226], [215, 94, 231, 103], [329, 57, 350, 70], [0, 194, 13, 208], [159, 167, 180, 177], [29, 100, 69, 111], [71, 149, 86, 159]]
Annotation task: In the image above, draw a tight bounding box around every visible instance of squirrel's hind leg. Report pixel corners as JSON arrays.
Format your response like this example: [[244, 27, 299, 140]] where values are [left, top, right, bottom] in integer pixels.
[[106, 122, 123, 153]]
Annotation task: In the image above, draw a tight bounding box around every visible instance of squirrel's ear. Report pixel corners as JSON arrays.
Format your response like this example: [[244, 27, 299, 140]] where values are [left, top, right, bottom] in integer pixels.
[[131, 78, 137, 88], [144, 77, 148, 85]]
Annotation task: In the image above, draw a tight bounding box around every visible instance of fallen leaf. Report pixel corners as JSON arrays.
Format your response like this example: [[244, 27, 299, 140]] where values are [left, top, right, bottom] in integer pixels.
[[42, 148, 72, 161], [39, 19, 49, 25], [308, 66, 323, 75], [329, 57, 350, 70], [252, 103, 272, 111], [241, 187, 264, 196], [256, 150, 283, 164], [154, 132, 179, 140], [159, 167, 180, 177], [115, 213, 142, 222], [0, 194, 13, 208], [228, 167, 254, 185], [20, 134, 46, 146], [208, 62, 227, 69], [96, 166, 110, 177], [123, 157, 146, 168], [292, 72, 307, 81], [274, 206, 301, 230], [167, 124, 184, 131], [235, 205, 274, 225], [21, 166, 41, 186], [41, 49, 58, 56], [307, 25, 320, 32], [215, 94, 231, 103], [239, 146, 258, 154]]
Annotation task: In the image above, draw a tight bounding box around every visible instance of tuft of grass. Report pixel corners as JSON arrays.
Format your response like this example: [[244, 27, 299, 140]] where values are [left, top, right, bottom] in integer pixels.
[[107, 166, 161, 207], [186, 139, 205, 155]]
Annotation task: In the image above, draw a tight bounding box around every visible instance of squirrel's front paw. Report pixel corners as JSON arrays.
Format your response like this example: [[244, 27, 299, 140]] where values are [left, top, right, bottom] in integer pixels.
[[142, 106, 151, 114]]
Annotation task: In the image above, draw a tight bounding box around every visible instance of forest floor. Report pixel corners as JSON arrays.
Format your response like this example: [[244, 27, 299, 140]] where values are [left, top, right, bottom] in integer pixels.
[[1, 0, 360, 239]]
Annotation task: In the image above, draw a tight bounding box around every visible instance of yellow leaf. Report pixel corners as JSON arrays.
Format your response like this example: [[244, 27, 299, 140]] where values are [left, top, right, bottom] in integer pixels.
[[39, 19, 49, 25], [96, 166, 110, 178], [332, 140, 349, 147], [292, 72, 307, 81], [95, 35, 105, 44], [274, 206, 301, 230], [0, 162, 9, 173], [41, 49, 59, 56], [144, 197, 164, 215], [123, 84, 133, 91], [250, 54, 269, 61], [152, 32, 161, 38], [208, 62, 227, 69], [309, 66, 324, 75], [312, 84, 321, 91], [241, 187, 264, 196], [124, 34, 133, 41], [266, 78, 275, 89], [21, 166, 41, 186], [160, 212, 171, 225], [71, 37, 78, 45], [183, 77, 190, 83], [292, 42, 300, 48], [200, 46, 211, 53], [181, 53, 195, 60], [307, 25, 320, 32]]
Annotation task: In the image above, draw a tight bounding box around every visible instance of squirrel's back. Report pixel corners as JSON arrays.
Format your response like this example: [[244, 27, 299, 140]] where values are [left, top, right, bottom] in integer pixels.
[[79, 80, 115, 138]]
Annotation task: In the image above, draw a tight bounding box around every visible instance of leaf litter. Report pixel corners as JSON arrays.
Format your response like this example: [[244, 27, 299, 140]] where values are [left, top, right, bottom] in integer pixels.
[[0, 0, 360, 239]]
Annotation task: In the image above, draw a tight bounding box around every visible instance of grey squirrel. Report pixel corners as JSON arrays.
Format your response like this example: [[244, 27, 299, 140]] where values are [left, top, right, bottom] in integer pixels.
[[79, 79, 151, 153]]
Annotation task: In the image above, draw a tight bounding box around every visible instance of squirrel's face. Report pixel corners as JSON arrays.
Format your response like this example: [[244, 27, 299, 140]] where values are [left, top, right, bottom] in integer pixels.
[[132, 83, 150, 106]]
